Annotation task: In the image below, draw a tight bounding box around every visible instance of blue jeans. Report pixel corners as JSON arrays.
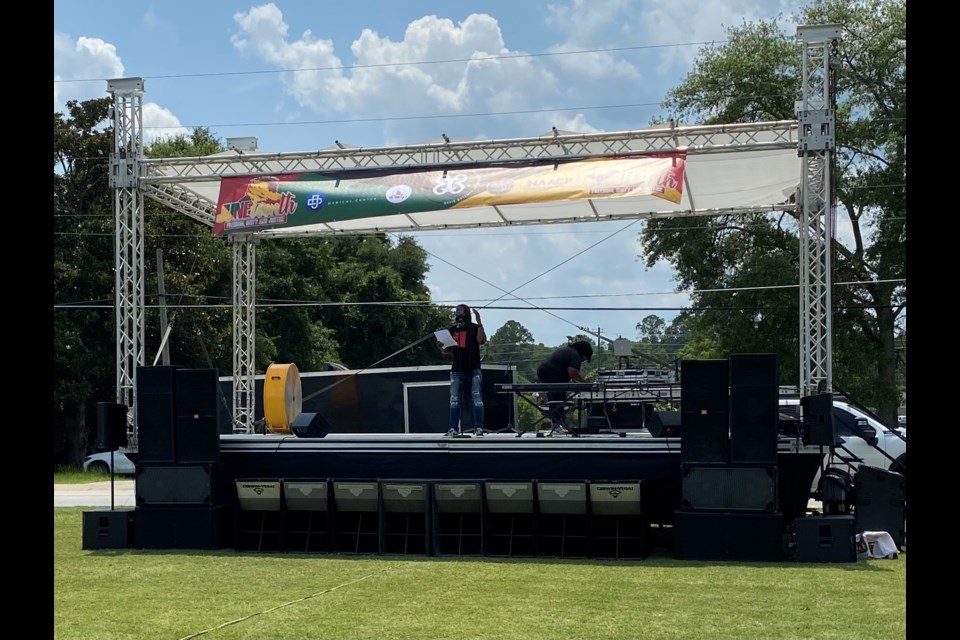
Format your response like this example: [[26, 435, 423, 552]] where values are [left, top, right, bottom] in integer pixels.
[[450, 369, 484, 430]]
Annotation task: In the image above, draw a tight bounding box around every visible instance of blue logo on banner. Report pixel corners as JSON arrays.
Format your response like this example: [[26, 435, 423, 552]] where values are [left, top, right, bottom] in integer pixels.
[[306, 193, 326, 211]]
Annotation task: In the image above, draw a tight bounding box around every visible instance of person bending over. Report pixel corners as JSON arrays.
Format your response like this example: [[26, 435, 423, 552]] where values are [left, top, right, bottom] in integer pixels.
[[535, 340, 593, 433]]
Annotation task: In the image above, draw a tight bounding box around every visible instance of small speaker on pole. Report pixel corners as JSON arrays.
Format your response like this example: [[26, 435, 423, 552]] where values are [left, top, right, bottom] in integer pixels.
[[291, 412, 332, 438], [801, 393, 837, 446], [96, 402, 128, 451]]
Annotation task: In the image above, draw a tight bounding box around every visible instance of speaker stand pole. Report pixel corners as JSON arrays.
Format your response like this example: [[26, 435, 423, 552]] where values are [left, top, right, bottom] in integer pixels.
[[109, 450, 115, 511]]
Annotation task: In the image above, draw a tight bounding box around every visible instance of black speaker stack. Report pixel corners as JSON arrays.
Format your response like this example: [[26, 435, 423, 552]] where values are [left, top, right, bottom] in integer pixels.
[[132, 365, 231, 549], [673, 354, 785, 561]]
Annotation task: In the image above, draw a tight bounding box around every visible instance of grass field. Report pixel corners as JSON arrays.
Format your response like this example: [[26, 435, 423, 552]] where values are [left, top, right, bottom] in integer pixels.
[[54, 507, 907, 640]]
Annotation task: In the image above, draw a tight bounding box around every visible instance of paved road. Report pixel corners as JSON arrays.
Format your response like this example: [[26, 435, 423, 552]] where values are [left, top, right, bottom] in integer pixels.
[[54, 480, 135, 508]]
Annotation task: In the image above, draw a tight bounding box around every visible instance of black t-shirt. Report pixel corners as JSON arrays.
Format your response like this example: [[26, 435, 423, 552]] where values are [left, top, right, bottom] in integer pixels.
[[538, 346, 582, 381], [447, 322, 482, 373]]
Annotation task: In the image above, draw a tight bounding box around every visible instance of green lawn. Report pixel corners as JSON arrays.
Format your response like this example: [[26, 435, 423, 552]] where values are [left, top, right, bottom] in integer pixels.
[[54, 507, 906, 640], [54, 467, 112, 484]]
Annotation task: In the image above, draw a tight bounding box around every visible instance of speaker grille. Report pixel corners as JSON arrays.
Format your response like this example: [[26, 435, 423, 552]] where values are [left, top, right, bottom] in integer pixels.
[[681, 466, 778, 511]]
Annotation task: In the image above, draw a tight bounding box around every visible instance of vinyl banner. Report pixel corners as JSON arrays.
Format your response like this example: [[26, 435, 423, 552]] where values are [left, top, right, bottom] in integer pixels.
[[213, 153, 686, 235]]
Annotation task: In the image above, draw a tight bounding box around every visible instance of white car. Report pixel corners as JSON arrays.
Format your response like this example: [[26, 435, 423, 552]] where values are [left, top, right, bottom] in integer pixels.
[[83, 449, 136, 475], [779, 395, 906, 489]]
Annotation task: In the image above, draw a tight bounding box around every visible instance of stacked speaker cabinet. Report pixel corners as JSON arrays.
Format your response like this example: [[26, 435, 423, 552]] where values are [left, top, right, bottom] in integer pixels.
[[136, 365, 179, 464], [674, 355, 785, 561], [680, 359, 730, 465], [175, 368, 221, 464], [133, 366, 230, 550], [729, 354, 778, 465]]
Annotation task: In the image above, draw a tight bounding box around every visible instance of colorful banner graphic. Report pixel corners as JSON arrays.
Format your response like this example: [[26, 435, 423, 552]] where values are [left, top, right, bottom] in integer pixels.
[[213, 154, 686, 236]]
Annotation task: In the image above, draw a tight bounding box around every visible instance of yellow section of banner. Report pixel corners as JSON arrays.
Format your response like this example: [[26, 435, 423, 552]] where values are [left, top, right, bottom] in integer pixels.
[[452, 155, 685, 208]]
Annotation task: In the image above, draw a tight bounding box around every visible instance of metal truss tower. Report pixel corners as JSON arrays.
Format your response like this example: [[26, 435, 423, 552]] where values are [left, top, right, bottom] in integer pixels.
[[231, 234, 258, 432], [107, 77, 146, 443], [796, 25, 841, 396]]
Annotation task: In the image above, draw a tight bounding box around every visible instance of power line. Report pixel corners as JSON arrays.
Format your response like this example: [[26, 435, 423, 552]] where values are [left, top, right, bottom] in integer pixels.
[[55, 41, 719, 84]]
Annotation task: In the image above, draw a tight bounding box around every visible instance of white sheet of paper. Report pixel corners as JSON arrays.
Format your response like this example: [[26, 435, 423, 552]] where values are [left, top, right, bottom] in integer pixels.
[[435, 329, 457, 347]]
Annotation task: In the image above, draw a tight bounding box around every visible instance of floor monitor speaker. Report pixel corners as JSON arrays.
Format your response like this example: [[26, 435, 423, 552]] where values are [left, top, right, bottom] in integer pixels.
[[647, 410, 682, 438], [291, 412, 332, 438]]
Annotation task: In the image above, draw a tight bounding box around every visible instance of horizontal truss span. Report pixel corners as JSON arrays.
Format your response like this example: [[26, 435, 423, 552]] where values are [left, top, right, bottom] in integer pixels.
[[141, 121, 799, 184]]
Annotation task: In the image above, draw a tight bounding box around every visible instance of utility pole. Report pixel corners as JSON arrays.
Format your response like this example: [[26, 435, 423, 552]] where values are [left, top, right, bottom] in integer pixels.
[[156, 249, 171, 366]]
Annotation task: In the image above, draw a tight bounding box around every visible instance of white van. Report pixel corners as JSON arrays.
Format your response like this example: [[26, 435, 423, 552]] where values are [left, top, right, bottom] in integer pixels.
[[779, 395, 906, 489]]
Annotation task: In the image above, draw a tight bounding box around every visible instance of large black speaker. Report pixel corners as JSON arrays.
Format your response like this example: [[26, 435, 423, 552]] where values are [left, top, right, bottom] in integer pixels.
[[96, 402, 128, 451], [801, 393, 837, 446], [854, 465, 906, 550], [672, 510, 784, 561], [729, 353, 778, 387], [681, 466, 778, 511], [729, 385, 778, 464], [681, 359, 730, 413], [175, 368, 220, 463], [795, 515, 857, 562], [681, 359, 730, 464], [729, 354, 778, 464], [135, 465, 225, 506], [681, 411, 729, 464], [647, 410, 682, 438], [136, 366, 179, 463], [134, 505, 229, 549], [291, 412, 332, 438]]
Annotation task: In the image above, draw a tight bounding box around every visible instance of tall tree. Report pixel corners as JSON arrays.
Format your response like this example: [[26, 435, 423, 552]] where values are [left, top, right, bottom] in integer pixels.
[[54, 98, 115, 466], [642, 0, 905, 425]]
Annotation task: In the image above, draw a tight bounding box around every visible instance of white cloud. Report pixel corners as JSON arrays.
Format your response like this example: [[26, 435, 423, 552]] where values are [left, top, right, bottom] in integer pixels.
[[54, 31, 188, 145], [142, 103, 190, 145], [53, 32, 124, 111], [228, 5, 599, 142]]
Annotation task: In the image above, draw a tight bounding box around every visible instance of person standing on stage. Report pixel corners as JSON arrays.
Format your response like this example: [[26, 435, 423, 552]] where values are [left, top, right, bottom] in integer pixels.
[[535, 340, 593, 433], [438, 303, 487, 436]]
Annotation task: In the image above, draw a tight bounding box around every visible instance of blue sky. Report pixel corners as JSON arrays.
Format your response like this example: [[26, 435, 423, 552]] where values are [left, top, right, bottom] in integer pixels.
[[54, 0, 805, 351]]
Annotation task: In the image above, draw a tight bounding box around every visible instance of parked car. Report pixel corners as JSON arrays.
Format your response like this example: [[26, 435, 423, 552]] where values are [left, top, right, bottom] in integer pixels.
[[83, 449, 136, 475], [779, 395, 906, 490]]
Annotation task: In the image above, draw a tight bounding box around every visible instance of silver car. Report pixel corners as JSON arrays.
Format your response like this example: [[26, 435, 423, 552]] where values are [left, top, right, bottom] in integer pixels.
[[82, 449, 136, 475]]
